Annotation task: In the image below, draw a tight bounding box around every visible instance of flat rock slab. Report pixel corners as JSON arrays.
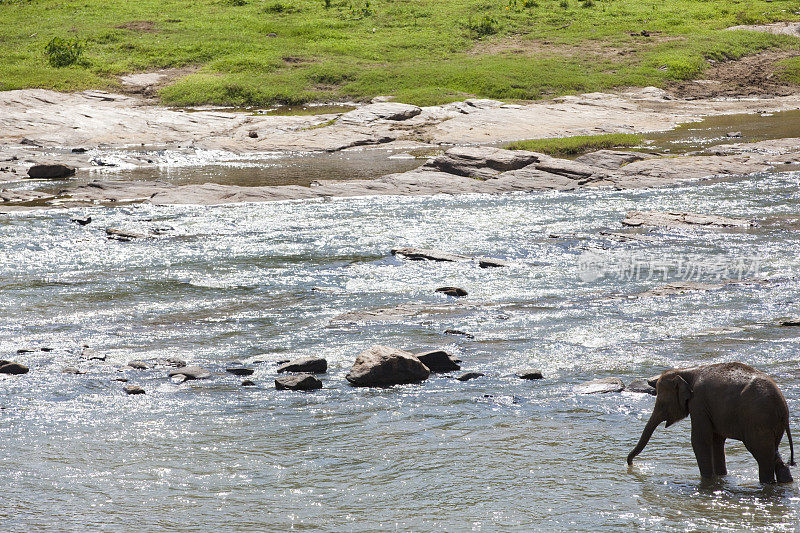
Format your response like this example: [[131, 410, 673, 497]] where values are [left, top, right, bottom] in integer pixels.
[[275, 373, 322, 391], [106, 227, 147, 241], [635, 281, 725, 298], [574, 150, 653, 170], [414, 350, 460, 372], [622, 211, 754, 228], [27, 163, 75, 179], [277, 357, 327, 374], [575, 377, 625, 394], [346, 345, 430, 387], [422, 146, 540, 179], [339, 103, 421, 125], [168, 365, 211, 380], [391, 247, 470, 262]]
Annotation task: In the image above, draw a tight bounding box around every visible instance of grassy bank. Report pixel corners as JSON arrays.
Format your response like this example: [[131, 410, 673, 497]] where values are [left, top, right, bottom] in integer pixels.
[[0, 0, 799, 106], [504, 133, 642, 155]]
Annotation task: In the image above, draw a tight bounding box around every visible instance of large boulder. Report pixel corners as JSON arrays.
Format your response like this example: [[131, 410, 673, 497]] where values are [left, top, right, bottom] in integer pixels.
[[414, 350, 460, 372], [346, 345, 430, 387], [0, 361, 29, 375], [27, 163, 76, 179], [277, 357, 327, 374], [275, 373, 322, 391], [339, 103, 421, 124], [627, 379, 657, 395]]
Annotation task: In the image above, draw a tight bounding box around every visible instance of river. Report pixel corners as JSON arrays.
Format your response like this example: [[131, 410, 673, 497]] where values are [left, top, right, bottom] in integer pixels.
[[1, 116, 800, 531]]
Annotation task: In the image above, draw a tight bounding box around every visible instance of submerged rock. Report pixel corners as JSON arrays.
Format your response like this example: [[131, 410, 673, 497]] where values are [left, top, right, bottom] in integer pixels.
[[444, 329, 475, 339], [277, 357, 327, 374], [106, 227, 147, 241], [622, 210, 754, 228], [168, 365, 211, 380], [241, 379, 256, 387], [275, 373, 322, 391], [27, 163, 75, 179], [517, 369, 544, 380], [575, 377, 625, 394], [123, 384, 145, 395], [61, 366, 85, 374], [127, 360, 151, 370], [627, 379, 657, 395], [346, 345, 430, 387], [456, 372, 485, 381], [226, 367, 255, 376], [391, 247, 469, 263], [0, 362, 29, 375], [414, 350, 460, 372], [436, 286, 468, 297]]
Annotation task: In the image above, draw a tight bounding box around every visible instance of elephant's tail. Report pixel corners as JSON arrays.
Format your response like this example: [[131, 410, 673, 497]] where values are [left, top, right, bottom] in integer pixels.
[[787, 423, 796, 467]]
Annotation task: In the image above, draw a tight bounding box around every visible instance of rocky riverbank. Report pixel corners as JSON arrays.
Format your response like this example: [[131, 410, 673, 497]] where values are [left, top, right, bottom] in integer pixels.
[[2, 86, 800, 189]]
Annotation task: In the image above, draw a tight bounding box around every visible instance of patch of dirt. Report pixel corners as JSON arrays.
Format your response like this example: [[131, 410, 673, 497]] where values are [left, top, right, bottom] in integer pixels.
[[115, 20, 158, 33], [470, 34, 684, 60], [118, 66, 200, 99], [667, 50, 800, 100]]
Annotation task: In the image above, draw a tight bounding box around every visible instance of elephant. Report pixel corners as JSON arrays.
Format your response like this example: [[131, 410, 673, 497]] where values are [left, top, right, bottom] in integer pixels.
[[627, 362, 795, 483]]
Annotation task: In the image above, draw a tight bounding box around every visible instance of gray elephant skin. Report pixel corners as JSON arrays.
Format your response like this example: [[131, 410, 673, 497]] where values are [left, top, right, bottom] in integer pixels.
[[627, 362, 796, 483]]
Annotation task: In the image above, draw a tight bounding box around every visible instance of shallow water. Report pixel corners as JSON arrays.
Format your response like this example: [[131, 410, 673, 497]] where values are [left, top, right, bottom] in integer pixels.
[[2, 166, 800, 531]]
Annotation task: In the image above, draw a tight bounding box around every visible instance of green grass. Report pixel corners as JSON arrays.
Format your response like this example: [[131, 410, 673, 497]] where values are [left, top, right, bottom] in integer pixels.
[[779, 56, 800, 84], [504, 133, 642, 155], [0, 0, 798, 106]]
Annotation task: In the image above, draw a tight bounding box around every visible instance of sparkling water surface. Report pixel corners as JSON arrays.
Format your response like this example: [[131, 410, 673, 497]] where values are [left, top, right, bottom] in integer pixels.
[[1, 170, 800, 531]]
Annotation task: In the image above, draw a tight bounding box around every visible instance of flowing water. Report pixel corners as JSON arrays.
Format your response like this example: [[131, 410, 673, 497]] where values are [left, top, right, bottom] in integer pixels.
[[2, 113, 800, 531]]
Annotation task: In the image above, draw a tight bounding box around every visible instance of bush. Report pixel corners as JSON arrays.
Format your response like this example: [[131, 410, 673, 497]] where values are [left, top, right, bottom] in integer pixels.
[[467, 15, 499, 37], [44, 37, 83, 67]]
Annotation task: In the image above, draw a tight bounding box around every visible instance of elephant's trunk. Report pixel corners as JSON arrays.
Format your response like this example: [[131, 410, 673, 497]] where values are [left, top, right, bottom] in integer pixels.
[[627, 414, 663, 465]]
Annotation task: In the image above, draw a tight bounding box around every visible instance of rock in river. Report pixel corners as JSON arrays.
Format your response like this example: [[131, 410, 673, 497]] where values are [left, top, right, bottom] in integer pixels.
[[414, 350, 460, 372], [622, 210, 754, 228], [27, 163, 76, 179], [226, 367, 255, 376], [436, 286, 468, 297], [391, 247, 469, 263], [627, 379, 657, 395], [127, 360, 151, 370], [517, 369, 544, 380], [275, 373, 322, 391], [779, 318, 800, 327], [575, 377, 625, 394], [277, 357, 327, 374], [456, 372, 485, 381], [124, 385, 145, 395], [168, 365, 211, 380], [346, 345, 430, 387], [0, 361, 29, 375]]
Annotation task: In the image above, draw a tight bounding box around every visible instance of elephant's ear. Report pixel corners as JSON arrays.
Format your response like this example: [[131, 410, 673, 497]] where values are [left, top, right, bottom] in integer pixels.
[[677, 375, 692, 410]]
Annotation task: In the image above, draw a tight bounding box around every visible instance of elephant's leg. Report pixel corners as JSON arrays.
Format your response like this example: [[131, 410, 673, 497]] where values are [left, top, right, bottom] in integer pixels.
[[745, 440, 777, 483], [775, 452, 793, 483], [712, 433, 727, 476], [691, 421, 715, 478]]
